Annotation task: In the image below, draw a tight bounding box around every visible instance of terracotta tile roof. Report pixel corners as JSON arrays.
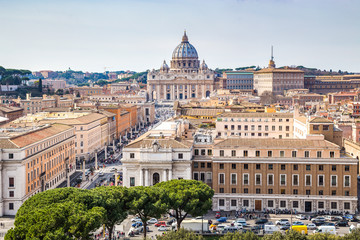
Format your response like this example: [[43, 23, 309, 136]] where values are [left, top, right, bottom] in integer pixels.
[[309, 117, 333, 123], [255, 68, 304, 73], [126, 138, 192, 149], [54, 113, 106, 125], [0, 106, 23, 113], [214, 138, 339, 149], [219, 112, 293, 118], [181, 109, 224, 117], [0, 124, 73, 149], [295, 116, 307, 124]]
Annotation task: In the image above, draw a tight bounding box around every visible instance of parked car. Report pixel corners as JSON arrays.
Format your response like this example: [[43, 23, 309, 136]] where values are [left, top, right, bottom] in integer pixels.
[[131, 221, 142, 228], [280, 223, 291, 230], [131, 217, 141, 222], [314, 226, 336, 235], [215, 211, 221, 219], [292, 221, 305, 226], [147, 218, 158, 224], [232, 218, 247, 227], [158, 225, 169, 231], [256, 218, 269, 225], [275, 219, 289, 225], [217, 217, 227, 223], [322, 222, 336, 227], [296, 215, 306, 220], [167, 218, 176, 225], [307, 223, 317, 230], [155, 221, 167, 227], [336, 220, 349, 227], [223, 226, 241, 234]]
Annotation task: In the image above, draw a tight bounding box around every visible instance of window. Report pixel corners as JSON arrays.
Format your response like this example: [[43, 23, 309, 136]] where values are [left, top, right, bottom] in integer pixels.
[[219, 199, 225, 206], [193, 173, 199, 180], [305, 175, 311, 186], [272, 126, 275, 131], [331, 202, 337, 209], [255, 174, 261, 185], [232, 188, 236, 193], [9, 203, 14, 210], [219, 164, 224, 169], [268, 164, 273, 170], [268, 189, 273, 194], [9, 177, 14, 187], [268, 151, 272, 157], [318, 202, 324, 209], [319, 165, 324, 171], [345, 191, 350, 196], [345, 165, 350, 171], [178, 153, 183, 159], [268, 200, 274, 208], [293, 175, 299, 186], [313, 125, 319, 131], [9, 191, 14, 197], [9, 153, 14, 159], [201, 149, 206, 155], [256, 151, 260, 157], [201, 162, 205, 168], [219, 188, 224, 193], [281, 164, 286, 170], [231, 164, 236, 169], [293, 201, 299, 208], [195, 149, 199, 155], [344, 202, 350, 210], [317, 151, 322, 158], [231, 150, 236, 157], [194, 162, 198, 168], [344, 176, 350, 187], [305, 151, 310, 158], [207, 162, 212, 168], [306, 165, 311, 171], [219, 173, 225, 184], [231, 199, 237, 207], [130, 177, 135, 187], [208, 149, 212, 156], [130, 153, 135, 159], [243, 150, 248, 157], [330, 151, 335, 158], [243, 188, 248, 193], [243, 200, 249, 207], [268, 174, 274, 185], [318, 175, 324, 186], [280, 201, 286, 208], [331, 175, 337, 187], [292, 151, 297, 158], [256, 164, 261, 170], [244, 164, 248, 170], [231, 174, 237, 184], [256, 188, 261, 194], [293, 189, 298, 194], [319, 190, 323, 195], [220, 150, 224, 157], [306, 189, 311, 195], [280, 174, 286, 186], [281, 189, 286, 194], [280, 151, 285, 157], [332, 165, 336, 171], [243, 174, 249, 185], [293, 164, 298, 171], [332, 190, 337, 195], [323, 125, 329, 131]]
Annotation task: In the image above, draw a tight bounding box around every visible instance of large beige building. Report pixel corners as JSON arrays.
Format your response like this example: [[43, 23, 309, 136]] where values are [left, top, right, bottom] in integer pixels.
[[0, 123, 75, 216], [147, 32, 216, 101], [254, 56, 304, 95]]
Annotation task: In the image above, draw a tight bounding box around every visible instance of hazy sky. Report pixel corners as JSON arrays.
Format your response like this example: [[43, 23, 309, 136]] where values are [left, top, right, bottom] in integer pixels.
[[0, 0, 359, 73]]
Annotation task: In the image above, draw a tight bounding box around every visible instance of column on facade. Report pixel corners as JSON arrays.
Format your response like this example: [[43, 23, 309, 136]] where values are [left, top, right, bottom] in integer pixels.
[[188, 84, 191, 99], [123, 167, 127, 186], [202, 85, 205, 98], [169, 169, 172, 180], [156, 85, 160, 100], [195, 84, 199, 99], [145, 169, 149, 186], [176, 85, 179, 99], [163, 169, 167, 182], [172, 85, 175, 100], [139, 168, 143, 186]]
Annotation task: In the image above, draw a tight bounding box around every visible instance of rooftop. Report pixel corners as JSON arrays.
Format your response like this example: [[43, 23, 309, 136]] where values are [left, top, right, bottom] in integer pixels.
[[219, 112, 293, 118]]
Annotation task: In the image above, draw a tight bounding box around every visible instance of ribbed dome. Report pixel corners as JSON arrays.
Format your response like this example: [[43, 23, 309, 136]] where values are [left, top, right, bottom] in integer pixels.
[[200, 60, 208, 70], [172, 31, 198, 59]]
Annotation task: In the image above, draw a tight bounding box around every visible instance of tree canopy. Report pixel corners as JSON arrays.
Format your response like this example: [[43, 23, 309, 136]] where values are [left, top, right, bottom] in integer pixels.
[[156, 179, 214, 229]]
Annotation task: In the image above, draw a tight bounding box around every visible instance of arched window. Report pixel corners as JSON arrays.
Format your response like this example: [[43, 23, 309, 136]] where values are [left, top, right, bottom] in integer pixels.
[[153, 173, 160, 185]]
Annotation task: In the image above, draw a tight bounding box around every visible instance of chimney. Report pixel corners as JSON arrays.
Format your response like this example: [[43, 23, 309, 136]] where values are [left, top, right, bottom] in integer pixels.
[[293, 104, 300, 118]]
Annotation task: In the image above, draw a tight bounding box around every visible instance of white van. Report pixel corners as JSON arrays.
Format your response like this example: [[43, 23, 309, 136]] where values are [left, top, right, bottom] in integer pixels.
[[314, 226, 336, 235], [264, 224, 280, 234]]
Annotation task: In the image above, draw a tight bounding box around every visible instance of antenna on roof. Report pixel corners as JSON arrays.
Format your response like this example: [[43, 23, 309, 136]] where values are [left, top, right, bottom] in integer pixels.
[[271, 45, 274, 61]]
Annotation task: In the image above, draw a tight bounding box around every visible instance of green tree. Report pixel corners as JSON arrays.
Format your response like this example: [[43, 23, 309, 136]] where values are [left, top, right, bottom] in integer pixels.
[[308, 233, 339, 240], [157, 228, 204, 240], [283, 230, 307, 240], [38, 78, 43, 92], [220, 231, 259, 240], [156, 179, 214, 230], [91, 186, 130, 240], [263, 231, 284, 240], [128, 186, 167, 239]]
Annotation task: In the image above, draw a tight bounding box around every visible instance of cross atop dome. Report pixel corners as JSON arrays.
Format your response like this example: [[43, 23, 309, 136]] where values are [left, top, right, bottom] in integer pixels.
[[182, 30, 188, 43]]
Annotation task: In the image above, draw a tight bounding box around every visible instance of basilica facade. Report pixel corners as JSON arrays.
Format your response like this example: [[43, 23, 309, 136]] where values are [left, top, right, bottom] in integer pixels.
[[147, 32, 216, 101]]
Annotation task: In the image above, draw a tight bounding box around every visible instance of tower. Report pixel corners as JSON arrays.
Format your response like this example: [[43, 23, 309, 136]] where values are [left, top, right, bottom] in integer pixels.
[[268, 45, 276, 68]]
